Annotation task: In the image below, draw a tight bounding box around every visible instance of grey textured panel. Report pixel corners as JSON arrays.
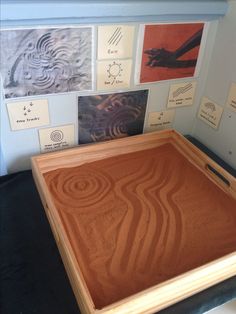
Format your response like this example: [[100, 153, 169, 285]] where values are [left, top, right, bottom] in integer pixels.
[[0, 27, 92, 98], [78, 90, 149, 144]]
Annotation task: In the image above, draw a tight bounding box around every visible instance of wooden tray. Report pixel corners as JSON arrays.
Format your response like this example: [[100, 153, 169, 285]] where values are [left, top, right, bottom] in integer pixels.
[[31, 129, 236, 314]]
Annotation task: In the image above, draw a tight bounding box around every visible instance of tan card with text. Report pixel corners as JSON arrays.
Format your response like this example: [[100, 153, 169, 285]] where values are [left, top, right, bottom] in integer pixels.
[[198, 97, 223, 129], [167, 81, 197, 108], [39, 124, 75, 153], [147, 110, 175, 131], [97, 59, 132, 90], [7, 99, 49, 130], [227, 82, 236, 113], [97, 25, 135, 60]]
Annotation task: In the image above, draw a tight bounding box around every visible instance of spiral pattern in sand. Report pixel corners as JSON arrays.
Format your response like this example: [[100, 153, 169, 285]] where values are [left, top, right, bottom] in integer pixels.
[[45, 167, 113, 212]]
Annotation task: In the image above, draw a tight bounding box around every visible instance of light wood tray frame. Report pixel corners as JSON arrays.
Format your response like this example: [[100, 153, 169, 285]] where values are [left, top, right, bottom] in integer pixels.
[[31, 129, 236, 314]]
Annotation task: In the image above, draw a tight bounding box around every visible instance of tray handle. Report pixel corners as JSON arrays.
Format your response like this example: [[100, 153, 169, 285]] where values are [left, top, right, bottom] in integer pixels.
[[206, 163, 231, 188], [171, 130, 236, 197]]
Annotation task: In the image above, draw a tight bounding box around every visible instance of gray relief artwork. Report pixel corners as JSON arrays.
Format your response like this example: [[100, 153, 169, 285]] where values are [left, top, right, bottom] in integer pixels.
[[78, 90, 149, 144], [0, 27, 92, 98]]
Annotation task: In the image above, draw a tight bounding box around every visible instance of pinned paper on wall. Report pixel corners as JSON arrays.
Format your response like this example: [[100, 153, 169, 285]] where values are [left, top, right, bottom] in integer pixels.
[[97, 25, 135, 60], [147, 110, 175, 131], [97, 59, 132, 90], [198, 97, 223, 129], [226, 82, 236, 112], [38, 124, 75, 153], [167, 81, 197, 108], [78, 90, 148, 144], [7, 99, 50, 130], [138, 23, 205, 84], [0, 27, 92, 98]]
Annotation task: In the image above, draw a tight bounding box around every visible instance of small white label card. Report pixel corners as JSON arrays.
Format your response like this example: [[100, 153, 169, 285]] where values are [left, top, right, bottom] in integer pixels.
[[167, 81, 197, 108], [198, 97, 223, 129], [226, 82, 236, 112], [147, 110, 175, 131], [97, 25, 135, 60], [7, 99, 49, 130], [97, 59, 132, 90], [39, 124, 75, 153]]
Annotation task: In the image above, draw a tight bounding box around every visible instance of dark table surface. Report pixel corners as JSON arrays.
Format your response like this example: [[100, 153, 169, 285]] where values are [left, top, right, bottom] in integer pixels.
[[1, 136, 236, 314]]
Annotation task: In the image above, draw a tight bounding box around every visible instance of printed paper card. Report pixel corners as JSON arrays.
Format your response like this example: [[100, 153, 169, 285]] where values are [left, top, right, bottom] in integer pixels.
[[97, 25, 135, 60], [7, 99, 50, 130], [167, 81, 197, 108], [97, 59, 132, 90], [198, 97, 223, 129], [38, 124, 75, 153], [226, 82, 236, 113], [147, 110, 175, 131]]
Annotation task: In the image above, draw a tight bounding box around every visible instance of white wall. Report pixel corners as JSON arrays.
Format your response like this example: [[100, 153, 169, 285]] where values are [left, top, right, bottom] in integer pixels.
[[0, 20, 219, 174], [192, 0, 236, 168], [1, 0, 232, 174]]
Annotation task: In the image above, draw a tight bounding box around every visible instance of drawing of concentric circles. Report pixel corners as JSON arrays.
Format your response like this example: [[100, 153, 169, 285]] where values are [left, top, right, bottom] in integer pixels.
[[48, 167, 113, 212], [106, 107, 141, 138], [50, 130, 64, 142]]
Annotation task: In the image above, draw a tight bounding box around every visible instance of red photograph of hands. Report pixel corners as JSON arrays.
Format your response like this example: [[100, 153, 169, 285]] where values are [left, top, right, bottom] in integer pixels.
[[140, 23, 205, 83]]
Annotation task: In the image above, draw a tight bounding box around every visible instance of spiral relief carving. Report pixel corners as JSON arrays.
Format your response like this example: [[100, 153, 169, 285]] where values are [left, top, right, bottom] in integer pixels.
[[44, 143, 236, 309], [78, 90, 148, 144], [0, 27, 92, 98]]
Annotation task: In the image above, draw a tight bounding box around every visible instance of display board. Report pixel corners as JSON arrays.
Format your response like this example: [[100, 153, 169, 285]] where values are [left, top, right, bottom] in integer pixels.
[[0, 0, 233, 174]]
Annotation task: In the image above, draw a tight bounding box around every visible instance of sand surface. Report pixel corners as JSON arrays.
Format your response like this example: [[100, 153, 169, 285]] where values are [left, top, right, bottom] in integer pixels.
[[44, 143, 236, 309]]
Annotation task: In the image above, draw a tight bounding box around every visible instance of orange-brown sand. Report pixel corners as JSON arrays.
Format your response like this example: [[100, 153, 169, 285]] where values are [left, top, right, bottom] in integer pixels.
[[44, 143, 236, 309]]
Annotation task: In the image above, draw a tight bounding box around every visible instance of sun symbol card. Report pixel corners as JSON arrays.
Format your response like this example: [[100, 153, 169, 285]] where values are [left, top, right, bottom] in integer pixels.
[[97, 59, 132, 90]]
